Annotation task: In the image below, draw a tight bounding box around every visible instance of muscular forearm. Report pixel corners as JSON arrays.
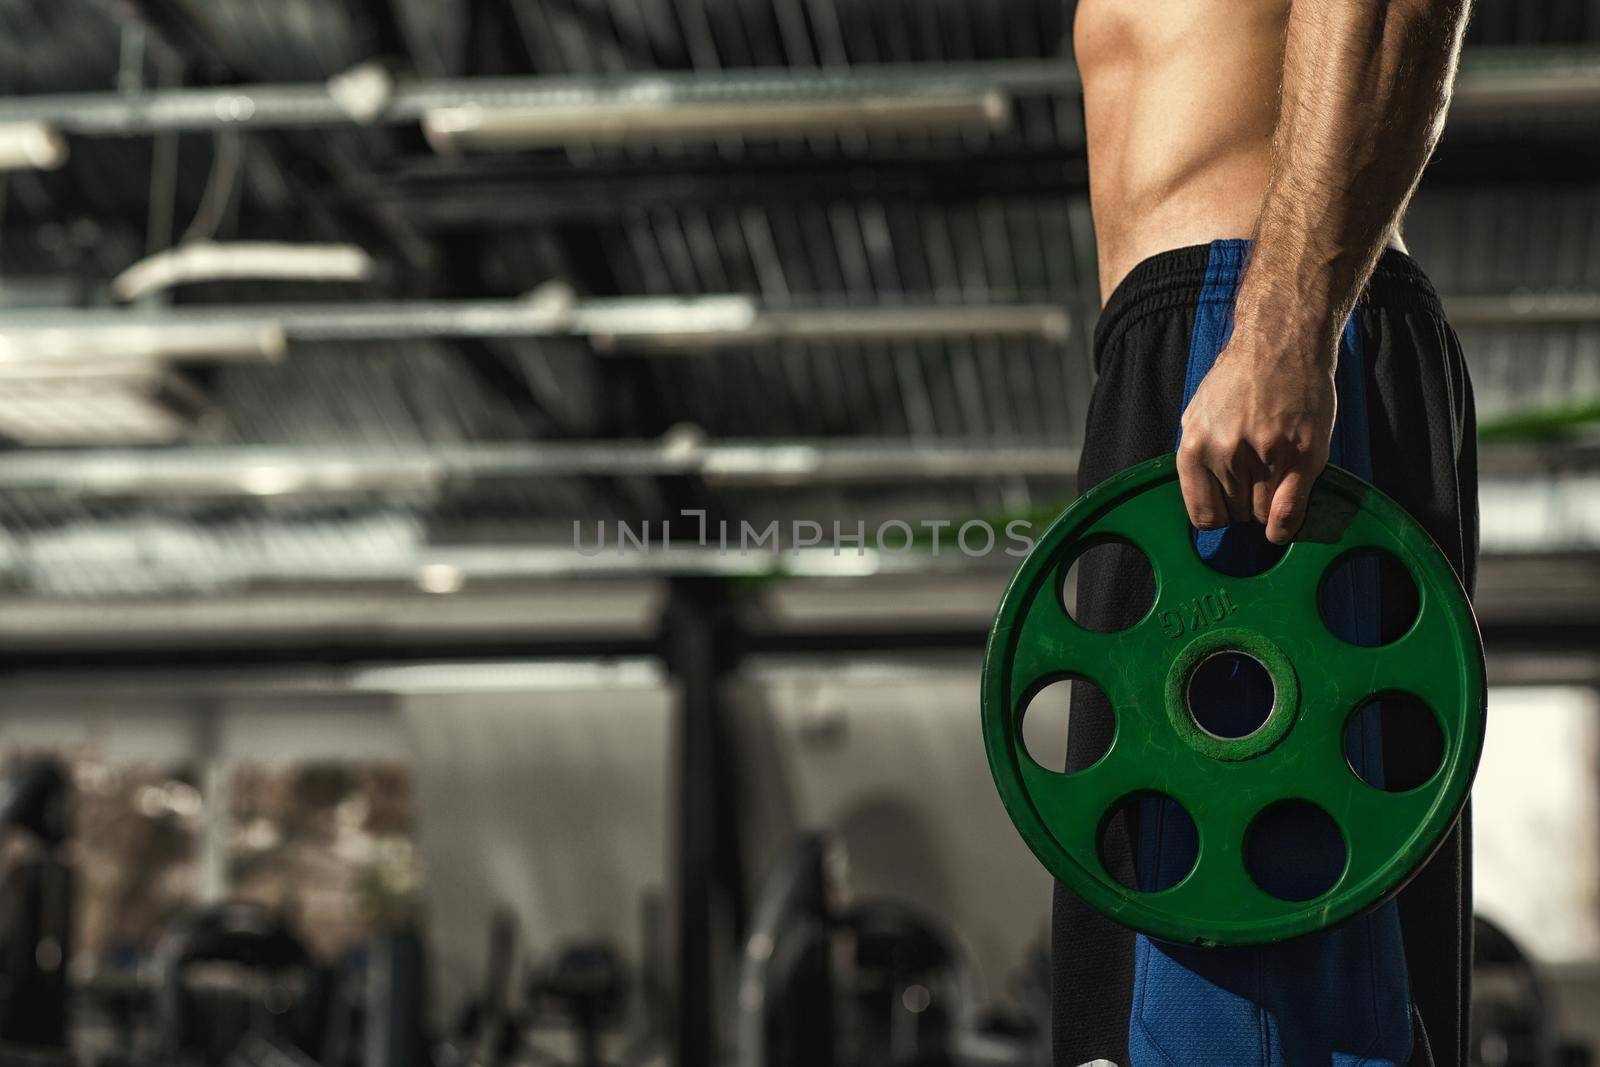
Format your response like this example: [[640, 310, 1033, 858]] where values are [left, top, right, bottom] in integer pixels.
[[1236, 0, 1470, 354], [1176, 0, 1470, 541]]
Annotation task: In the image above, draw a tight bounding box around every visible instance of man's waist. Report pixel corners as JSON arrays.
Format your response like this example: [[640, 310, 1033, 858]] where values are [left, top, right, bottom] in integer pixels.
[[1093, 239, 1441, 360]]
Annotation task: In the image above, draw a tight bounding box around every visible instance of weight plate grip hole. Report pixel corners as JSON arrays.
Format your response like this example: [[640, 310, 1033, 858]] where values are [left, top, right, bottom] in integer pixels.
[[1193, 521, 1287, 579], [1019, 676, 1113, 774], [1244, 800, 1346, 903], [1318, 547, 1420, 648], [1099, 791, 1197, 893], [1060, 536, 1155, 634], [1343, 692, 1446, 793]]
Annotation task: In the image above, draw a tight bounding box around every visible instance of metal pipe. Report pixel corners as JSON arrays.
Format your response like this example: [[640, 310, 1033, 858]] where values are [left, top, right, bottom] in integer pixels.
[[110, 242, 376, 302], [0, 61, 1079, 136], [0, 439, 1079, 497], [0, 50, 1585, 140], [10, 287, 1596, 367], [0, 122, 68, 171], [0, 321, 287, 365], [0, 297, 1069, 365], [1444, 291, 1600, 327], [423, 90, 1010, 149], [2, 428, 1591, 499], [1450, 48, 1600, 114], [8, 287, 1596, 372]]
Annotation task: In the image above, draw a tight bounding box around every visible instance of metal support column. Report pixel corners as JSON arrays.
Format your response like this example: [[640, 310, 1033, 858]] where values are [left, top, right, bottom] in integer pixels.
[[662, 576, 747, 1067]]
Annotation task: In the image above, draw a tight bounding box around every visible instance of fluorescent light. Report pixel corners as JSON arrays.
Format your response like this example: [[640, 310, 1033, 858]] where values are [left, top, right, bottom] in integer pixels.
[[326, 61, 394, 124], [574, 298, 1069, 350], [350, 659, 665, 694], [0, 122, 67, 171], [416, 563, 466, 595], [0, 297, 1068, 362], [110, 242, 376, 302], [0, 375, 201, 444], [574, 296, 758, 349], [0, 360, 162, 383], [0, 440, 1080, 498], [423, 89, 1011, 149], [0, 322, 286, 365]]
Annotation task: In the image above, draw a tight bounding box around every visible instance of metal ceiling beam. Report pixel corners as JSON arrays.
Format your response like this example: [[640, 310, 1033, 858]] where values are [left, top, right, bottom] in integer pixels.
[[421, 90, 1010, 149], [0, 49, 1592, 140], [0, 296, 1070, 366], [1450, 47, 1600, 114], [354, 150, 1088, 227], [1, 436, 1593, 501], [1444, 291, 1600, 327], [0, 439, 1078, 496], [112, 0, 436, 271], [3, 435, 1593, 499], [0, 61, 1080, 136], [2, 285, 1594, 371]]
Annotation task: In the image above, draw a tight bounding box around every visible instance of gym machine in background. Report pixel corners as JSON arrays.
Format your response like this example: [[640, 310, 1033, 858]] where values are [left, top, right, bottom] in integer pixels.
[[1472, 916, 1594, 1067], [0, 759, 73, 1057], [0, 761, 1591, 1065], [737, 834, 1048, 1067]]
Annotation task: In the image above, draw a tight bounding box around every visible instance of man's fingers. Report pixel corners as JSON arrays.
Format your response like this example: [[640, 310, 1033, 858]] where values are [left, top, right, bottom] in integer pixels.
[[1202, 443, 1266, 525], [1251, 475, 1275, 526], [1177, 445, 1231, 530], [1218, 466, 1254, 524], [1266, 469, 1312, 545]]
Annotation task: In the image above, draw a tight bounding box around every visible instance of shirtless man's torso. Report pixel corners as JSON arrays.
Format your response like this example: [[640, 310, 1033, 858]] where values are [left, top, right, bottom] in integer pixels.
[[1054, 3, 1475, 1064]]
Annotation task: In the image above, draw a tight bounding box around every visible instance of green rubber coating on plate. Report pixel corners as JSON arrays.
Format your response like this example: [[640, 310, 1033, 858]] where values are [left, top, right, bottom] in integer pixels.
[[981, 454, 1486, 947]]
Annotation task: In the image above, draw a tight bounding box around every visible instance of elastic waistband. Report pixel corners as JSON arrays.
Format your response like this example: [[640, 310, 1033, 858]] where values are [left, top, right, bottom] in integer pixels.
[[1093, 240, 1444, 366]]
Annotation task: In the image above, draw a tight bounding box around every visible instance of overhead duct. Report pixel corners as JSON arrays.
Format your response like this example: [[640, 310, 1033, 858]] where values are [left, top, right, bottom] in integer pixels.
[[1444, 291, 1600, 327], [422, 89, 1012, 149], [110, 242, 377, 302], [582, 301, 1071, 350], [0, 61, 1077, 136], [6, 286, 1596, 364], [0, 297, 1069, 368], [0, 439, 1079, 498], [0, 121, 67, 171], [0, 52, 1584, 143], [0, 321, 286, 367], [1451, 48, 1600, 115], [0, 432, 1585, 500], [0, 371, 206, 445]]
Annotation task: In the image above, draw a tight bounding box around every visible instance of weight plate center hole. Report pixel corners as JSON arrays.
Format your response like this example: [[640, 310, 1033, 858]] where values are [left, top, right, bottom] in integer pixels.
[[1186, 650, 1276, 741]]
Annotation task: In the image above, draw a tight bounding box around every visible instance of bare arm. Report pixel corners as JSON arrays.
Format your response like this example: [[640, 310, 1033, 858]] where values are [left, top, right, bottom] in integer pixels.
[[1178, 0, 1470, 544]]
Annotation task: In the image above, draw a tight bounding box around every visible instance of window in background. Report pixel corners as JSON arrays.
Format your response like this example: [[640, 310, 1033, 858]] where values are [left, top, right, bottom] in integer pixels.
[[62, 757, 203, 971], [226, 762, 420, 961], [1474, 686, 1600, 964]]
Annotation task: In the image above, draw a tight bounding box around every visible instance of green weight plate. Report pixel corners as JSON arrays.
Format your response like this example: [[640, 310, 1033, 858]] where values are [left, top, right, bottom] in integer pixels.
[[981, 454, 1486, 947]]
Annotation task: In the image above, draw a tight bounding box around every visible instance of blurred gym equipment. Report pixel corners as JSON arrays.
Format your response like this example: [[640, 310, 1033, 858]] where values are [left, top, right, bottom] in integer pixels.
[[738, 834, 1044, 1067], [527, 943, 629, 1067], [152, 903, 321, 1065], [0, 759, 72, 1057], [364, 928, 430, 1067], [1472, 915, 1594, 1067], [437, 910, 519, 1066]]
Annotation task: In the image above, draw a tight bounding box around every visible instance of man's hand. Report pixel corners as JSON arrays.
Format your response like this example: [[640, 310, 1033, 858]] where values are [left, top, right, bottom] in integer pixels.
[[1171, 0, 1468, 547], [1176, 320, 1337, 545]]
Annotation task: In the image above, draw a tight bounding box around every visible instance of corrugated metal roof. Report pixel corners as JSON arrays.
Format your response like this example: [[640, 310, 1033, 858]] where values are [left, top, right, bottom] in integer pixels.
[[0, 0, 1597, 597]]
